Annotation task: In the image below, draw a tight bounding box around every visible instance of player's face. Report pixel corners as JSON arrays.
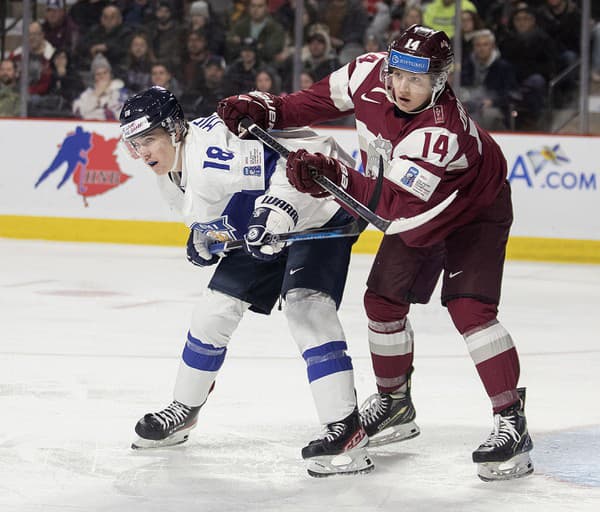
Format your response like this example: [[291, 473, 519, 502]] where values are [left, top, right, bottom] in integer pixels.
[[130, 128, 175, 175], [389, 69, 432, 112]]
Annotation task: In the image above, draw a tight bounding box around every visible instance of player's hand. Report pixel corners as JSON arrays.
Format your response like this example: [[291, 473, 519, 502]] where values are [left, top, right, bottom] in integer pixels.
[[186, 229, 220, 267], [286, 149, 348, 198], [244, 205, 295, 261], [217, 91, 282, 135]]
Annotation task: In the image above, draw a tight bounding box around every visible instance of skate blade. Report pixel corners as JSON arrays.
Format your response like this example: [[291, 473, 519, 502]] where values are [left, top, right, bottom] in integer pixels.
[[477, 452, 534, 482], [368, 421, 420, 447], [306, 448, 375, 478], [131, 430, 191, 450]]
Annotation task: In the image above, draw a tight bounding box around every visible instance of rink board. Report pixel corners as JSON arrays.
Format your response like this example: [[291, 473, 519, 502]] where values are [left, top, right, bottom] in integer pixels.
[[0, 118, 598, 263]]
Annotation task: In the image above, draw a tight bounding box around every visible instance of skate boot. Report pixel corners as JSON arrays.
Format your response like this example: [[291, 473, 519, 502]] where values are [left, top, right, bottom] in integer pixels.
[[302, 407, 374, 477], [131, 400, 201, 449], [472, 387, 534, 481], [359, 375, 420, 446]]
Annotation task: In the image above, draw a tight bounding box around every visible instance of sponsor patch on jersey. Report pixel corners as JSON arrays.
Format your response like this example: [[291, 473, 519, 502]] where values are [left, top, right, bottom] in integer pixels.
[[433, 105, 445, 124], [243, 165, 261, 176], [388, 160, 441, 201], [389, 50, 430, 73]]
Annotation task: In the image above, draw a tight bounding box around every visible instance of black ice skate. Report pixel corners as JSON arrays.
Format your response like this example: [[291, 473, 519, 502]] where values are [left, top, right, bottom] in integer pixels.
[[302, 408, 374, 477], [359, 377, 420, 447], [131, 400, 201, 449], [472, 387, 534, 481]]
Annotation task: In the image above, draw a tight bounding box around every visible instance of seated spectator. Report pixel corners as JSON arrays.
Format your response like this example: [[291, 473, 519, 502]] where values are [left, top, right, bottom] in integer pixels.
[[187, 1, 226, 56], [30, 49, 86, 117], [190, 56, 226, 117], [460, 9, 485, 65], [316, 0, 369, 53], [180, 29, 222, 95], [42, 0, 79, 54], [222, 37, 261, 96], [76, 4, 134, 72], [254, 66, 282, 95], [391, 4, 424, 37], [274, 0, 318, 42], [499, 5, 558, 128], [460, 29, 520, 130], [299, 70, 316, 91], [363, 33, 385, 54], [536, 0, 580, 94], [122, 32, 156, 93], [423, 0, 479, 38], [303, 31, 340, 83], [121, 0, 155, 27], [0, 59, 20, 117], [150, 61, 183, 97], [70, 0, 109, 33], [10, 21, 55, 97], [226, 0, 286, 64], [72, 54, 129, 120], [147, 1, 186, 69]]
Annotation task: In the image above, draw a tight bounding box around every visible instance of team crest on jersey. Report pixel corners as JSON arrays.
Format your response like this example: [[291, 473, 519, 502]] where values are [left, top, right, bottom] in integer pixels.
[[433, 105, 445, 124], [191, 216, 237, 241]]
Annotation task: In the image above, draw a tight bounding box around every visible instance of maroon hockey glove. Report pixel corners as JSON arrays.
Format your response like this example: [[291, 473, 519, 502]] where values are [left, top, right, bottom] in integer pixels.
[[286, 149, 348, 198], [217, 91, 282, 135]]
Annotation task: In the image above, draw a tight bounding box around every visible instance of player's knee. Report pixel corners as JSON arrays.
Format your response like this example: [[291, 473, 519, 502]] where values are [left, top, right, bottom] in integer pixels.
[[364, 288, 410, 323], [285, 288, 344, 353], [446, 297, 498, 335], [190, 289, 248, 347]]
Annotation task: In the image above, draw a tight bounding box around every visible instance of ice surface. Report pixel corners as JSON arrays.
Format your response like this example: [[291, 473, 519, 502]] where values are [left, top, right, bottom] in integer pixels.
[[1, 239, 599, 511]]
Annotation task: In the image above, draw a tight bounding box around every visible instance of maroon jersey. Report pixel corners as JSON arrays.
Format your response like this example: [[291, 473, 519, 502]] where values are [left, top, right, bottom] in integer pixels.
[[276, 52, 508, 247]]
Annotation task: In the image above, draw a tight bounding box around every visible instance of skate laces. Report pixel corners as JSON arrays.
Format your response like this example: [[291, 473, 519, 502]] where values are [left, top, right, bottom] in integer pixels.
[[152, 401, 192, 430], [360, 394, 392, 426], [483, 413, 520, 447], [322, 421, 347, 442]]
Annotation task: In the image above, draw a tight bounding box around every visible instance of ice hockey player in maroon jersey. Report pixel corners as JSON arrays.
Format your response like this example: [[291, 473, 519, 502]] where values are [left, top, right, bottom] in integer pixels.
[[218, 24, 533, 481]]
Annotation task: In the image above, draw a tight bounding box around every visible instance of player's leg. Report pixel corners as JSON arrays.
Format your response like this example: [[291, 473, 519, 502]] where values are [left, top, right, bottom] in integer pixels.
[[443, 182, 533, 481], [132, 288, 250, 449], [360, 235, 444, 446], [133, 251, 285, 449], [282, 211, 373, 476]]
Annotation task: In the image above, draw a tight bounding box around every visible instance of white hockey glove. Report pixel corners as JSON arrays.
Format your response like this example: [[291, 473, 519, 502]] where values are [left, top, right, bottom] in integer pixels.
[[186, 229, 220, 267], [244, 197, 298, 261]]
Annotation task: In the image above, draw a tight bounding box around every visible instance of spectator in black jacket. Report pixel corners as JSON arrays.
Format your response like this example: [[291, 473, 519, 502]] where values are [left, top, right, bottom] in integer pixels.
[[222, 37, 261, 97], [460, 29, 520, 130], [75, 4, 134, 72], [499, 6, 558, 125]]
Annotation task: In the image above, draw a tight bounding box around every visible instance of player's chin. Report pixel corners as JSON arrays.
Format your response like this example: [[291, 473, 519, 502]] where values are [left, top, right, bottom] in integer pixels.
[[148, 161, 168, 175]]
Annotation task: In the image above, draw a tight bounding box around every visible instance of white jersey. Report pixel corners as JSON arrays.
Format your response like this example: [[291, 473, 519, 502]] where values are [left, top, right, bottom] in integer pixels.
[[157, 113, 351, 241]]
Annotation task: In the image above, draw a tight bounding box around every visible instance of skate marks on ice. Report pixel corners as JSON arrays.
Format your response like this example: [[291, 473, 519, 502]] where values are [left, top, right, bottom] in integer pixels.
[[533, 425, 600, 487]]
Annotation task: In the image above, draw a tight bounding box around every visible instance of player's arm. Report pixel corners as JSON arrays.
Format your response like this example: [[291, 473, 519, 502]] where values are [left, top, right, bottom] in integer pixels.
[[217, 57, 371, 133], [285, 149, 462, 225]]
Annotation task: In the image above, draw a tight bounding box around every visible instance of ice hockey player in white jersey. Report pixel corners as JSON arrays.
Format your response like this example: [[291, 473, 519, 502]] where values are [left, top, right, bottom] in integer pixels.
[[119, 86, 373, 477]]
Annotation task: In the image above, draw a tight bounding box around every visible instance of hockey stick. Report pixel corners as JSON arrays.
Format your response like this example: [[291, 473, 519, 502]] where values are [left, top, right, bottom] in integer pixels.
[[239, 118, 459, 235], [206, 221, 361, 254]]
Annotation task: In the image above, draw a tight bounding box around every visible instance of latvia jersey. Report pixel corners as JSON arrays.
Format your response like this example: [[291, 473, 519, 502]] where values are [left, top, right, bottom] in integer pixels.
[[276, 52, 509, 247], [157, 113, 346, 241]]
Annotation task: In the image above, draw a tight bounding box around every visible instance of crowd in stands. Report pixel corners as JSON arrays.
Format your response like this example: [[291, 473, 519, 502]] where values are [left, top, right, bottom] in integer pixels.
[[0, 0, 598, 132]]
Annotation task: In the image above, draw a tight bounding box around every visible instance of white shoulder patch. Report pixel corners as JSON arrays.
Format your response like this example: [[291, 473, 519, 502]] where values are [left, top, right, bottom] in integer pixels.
[[387, 159, 441, 202]]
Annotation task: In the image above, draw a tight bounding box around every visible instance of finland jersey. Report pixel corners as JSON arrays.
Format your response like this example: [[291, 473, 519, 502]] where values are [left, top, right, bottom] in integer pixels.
[[157, 113, 346, 241]]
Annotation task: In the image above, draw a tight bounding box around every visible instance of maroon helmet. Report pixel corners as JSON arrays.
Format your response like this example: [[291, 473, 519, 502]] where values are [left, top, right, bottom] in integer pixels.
[[382, 25, 454, 112]]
